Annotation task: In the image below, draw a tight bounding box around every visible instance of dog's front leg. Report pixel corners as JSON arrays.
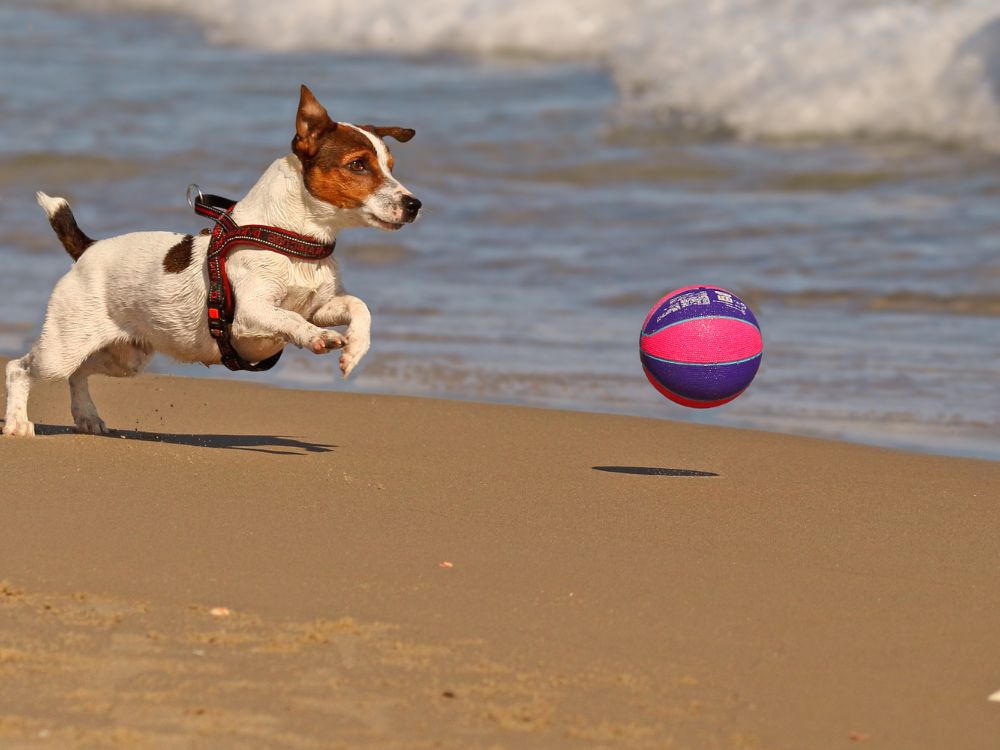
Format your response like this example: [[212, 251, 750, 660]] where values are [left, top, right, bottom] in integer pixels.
[[312, 294, 371, 377], [234, 300, 345, 354]]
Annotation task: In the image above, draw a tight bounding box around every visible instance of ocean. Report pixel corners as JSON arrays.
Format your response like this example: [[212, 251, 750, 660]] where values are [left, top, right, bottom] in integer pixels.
[[2, 0, 999, 459]]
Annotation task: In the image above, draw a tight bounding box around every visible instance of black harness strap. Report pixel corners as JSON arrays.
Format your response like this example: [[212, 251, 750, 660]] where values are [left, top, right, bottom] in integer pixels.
[[191, 190, 336, 372]]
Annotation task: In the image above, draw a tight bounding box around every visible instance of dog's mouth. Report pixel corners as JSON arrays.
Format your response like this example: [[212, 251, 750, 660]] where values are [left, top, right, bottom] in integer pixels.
[[366, 215, 405, 231]]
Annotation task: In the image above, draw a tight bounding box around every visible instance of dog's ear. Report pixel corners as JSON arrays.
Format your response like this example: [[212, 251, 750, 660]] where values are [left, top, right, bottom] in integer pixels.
[[360, 125, 416, 143], [293, 85, 337, 160]]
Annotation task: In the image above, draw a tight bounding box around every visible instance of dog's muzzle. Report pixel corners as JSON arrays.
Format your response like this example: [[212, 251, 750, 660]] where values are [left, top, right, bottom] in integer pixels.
[[401, 195, 422, 223]]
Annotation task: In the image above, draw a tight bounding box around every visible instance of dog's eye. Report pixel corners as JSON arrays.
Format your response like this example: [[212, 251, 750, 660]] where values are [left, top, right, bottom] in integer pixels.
[[346, 159, 368, 173]]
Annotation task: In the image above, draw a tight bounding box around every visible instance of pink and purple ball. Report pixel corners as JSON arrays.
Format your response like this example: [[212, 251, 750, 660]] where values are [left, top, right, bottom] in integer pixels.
[[640, 285, 763, 408]]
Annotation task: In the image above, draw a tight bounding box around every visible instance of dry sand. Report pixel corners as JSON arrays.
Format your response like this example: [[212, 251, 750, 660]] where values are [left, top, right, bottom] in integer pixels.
[[1, 360, 999, 749]]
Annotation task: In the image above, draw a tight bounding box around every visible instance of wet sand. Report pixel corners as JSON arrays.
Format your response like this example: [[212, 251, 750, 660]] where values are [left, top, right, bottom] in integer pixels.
[[1, 361, 999, 748]]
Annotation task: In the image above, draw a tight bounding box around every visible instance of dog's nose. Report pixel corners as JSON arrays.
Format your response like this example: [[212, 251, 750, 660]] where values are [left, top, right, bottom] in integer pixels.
[[401, 195, 422, 222]]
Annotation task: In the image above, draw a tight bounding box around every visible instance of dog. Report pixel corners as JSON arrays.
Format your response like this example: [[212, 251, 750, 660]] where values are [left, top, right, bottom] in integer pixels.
[[3, 85, 420, 437]]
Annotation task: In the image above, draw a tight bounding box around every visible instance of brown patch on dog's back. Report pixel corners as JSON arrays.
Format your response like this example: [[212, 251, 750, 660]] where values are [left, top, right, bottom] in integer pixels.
[[163, 234, 193, 273], [49, 204, 94, 261]]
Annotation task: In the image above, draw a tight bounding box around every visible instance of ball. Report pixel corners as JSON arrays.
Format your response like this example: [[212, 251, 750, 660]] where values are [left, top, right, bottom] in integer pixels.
[[640, 285, 763, 408]]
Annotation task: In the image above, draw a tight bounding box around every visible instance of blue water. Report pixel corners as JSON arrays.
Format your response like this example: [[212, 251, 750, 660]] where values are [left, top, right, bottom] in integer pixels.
[[1, 1, 999, 460]]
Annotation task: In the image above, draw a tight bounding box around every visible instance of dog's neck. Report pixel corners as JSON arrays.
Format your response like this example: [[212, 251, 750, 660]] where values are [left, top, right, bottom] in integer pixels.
[[231, 155, 350, 244]]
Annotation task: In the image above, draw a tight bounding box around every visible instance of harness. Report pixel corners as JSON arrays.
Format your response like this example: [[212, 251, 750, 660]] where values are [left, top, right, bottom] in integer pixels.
[[189, 187, 336, 372]]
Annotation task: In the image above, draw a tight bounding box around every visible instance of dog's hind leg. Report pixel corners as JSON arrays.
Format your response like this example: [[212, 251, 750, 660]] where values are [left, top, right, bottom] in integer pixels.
[[5, 332, 119, 437], [3, 354, 38, 437], [69, 342, 153, 435], [2, 323, 106, 437]]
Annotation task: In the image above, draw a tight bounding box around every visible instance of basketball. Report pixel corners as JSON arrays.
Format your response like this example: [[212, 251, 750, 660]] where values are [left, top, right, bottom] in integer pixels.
[[640, 285, 763, 408]]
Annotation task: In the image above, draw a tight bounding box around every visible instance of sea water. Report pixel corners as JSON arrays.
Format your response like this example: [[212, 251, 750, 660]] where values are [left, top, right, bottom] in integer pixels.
[[1, 0, 998, 459]]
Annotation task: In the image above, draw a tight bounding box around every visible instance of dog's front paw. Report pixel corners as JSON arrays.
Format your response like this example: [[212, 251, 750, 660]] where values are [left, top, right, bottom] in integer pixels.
[[2, 418, 35, 437], [340, 333, 370, 378], [74, 414, 109, 436], [309, 330, 346, 355]]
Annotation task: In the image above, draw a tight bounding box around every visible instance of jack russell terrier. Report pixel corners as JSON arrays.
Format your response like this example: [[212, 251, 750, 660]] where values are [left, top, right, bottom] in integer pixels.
[[3, 85, 420, 437]]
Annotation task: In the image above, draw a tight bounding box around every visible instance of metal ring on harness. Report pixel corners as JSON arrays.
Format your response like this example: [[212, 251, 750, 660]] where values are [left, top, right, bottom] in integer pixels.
[[186, 183, 204, 210]]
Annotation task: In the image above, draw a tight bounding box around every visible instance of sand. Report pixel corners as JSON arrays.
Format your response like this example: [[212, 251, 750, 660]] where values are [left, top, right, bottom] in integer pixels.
[[1, 360, 999, 749]]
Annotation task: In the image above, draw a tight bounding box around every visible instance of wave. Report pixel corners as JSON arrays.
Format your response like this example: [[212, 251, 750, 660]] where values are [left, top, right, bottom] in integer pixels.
[[67, 0, 1000, 149]]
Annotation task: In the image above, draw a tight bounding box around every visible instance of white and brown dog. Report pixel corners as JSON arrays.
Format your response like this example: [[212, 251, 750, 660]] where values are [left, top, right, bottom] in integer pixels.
[[3, 85, 420, 437]]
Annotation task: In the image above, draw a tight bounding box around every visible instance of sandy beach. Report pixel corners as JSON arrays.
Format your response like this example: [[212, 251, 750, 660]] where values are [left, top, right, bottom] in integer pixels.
[[1, 360, 998, 748]]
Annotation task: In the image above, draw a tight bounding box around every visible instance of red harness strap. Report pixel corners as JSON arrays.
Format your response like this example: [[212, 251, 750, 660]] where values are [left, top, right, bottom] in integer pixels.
[[192, 191, 336, 372]]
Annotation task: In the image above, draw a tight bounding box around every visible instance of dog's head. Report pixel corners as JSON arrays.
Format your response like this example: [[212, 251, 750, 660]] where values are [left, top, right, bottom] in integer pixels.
[[291, 85, 420, 231]]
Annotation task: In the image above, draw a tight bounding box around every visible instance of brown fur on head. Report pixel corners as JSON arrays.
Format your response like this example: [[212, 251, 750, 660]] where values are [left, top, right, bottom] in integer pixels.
[[291, 85, 417, 213], [358, 124, 415, 143], [291, 85, 337, 159]]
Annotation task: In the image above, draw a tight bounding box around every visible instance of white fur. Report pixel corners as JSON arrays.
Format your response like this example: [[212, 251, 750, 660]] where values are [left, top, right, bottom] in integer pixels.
[[345, 124, 414, 228], [36, 192, 66, 218], [3, 135, 414, 437]]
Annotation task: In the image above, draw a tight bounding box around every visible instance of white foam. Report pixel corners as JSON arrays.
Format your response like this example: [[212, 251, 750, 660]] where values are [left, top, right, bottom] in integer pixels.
[[70, 0, 1000, 149], [613, 0, 1000, 150]]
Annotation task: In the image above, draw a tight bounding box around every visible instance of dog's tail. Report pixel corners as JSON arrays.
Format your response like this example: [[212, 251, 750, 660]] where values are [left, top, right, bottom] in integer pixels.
[[36, 192, 94, 261]]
